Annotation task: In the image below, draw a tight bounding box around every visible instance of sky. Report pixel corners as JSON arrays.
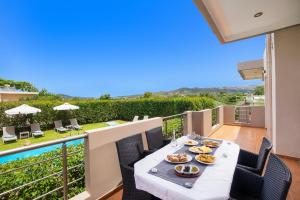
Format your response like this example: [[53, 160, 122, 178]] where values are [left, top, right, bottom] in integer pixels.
[[0, 0, 265, 97]]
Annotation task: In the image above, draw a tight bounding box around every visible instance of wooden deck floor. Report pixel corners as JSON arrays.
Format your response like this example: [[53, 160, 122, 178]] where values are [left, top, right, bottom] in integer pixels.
[[106, 125, 300, 200]]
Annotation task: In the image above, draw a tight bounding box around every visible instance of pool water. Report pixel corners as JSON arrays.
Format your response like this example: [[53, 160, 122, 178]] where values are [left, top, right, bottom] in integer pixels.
[[0, 139, 84, 164]]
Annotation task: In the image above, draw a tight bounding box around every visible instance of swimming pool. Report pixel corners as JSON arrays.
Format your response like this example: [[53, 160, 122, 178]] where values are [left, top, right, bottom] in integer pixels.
[[0, 139, 84, 164]]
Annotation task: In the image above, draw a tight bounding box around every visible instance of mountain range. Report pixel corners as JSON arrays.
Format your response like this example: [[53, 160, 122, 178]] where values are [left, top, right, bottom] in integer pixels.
[[118, 85, 258, 98]]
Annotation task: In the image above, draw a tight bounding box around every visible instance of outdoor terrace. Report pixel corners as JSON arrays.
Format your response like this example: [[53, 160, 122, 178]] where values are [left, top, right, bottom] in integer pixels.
[[0, 105, 298, 200], [108, 125, 299, 200]]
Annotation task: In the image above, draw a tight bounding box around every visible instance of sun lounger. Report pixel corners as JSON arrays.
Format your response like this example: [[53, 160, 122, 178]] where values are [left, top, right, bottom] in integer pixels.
[[30, 123, 44, 137], [54, 120, 68, 133], [133, 116, 139, 122], [70, 118, 82, 130], [2, 126, 17, 143], [106, 121, 119, 126], [143, 115, 149, 120]]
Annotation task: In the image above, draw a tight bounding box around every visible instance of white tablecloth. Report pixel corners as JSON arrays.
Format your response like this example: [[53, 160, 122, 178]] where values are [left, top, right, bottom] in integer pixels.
[[134, 136, 240, 200]]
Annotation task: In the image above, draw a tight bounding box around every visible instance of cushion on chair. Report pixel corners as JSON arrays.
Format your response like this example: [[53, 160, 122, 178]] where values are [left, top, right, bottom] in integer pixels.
[[116, 134, 154, 200], [259, 154, 292, 200], [146, 127, 165, 150], [256, 137, 272, 174], [237, 137, 272, 175]]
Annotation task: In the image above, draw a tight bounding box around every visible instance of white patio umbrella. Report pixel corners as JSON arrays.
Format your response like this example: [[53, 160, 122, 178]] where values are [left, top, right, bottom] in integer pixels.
[[53, 103, 79, 111], [5, 104, 41, 116]]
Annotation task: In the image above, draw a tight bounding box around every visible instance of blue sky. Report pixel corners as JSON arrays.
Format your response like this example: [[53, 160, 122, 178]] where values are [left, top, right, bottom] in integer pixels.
[[0, 0, 265, 97]]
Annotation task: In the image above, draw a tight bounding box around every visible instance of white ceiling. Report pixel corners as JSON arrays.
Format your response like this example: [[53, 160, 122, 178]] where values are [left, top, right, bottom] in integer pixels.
[[238, 59, 264, 80], [196, 0, 300, 43]]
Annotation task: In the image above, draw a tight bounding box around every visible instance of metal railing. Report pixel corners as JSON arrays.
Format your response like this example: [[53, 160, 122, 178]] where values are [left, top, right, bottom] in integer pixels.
[[211, 108, 219, 127], [0, 134, 87, 200], [235, 106, 252, 124], [162, 113, 186, 138]]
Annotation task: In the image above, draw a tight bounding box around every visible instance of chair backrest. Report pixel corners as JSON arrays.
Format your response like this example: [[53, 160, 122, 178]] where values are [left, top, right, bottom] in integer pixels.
[[143, 116, 149, 120], [54, 120, 63, 128], [260, 153, 292, 200], [3, 126, 15, 137], [31, 123, 41, 132], [256, 137, 273, 174], [70, 118, 78, 126], [116, 134, 144, 166], [132, 116, 139, 122], [146, 126, 164, 150]]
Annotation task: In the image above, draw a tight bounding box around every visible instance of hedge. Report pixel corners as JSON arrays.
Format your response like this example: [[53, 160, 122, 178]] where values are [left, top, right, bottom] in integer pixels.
[[0, 143, 84, 200], [0, 97, 215, 133]]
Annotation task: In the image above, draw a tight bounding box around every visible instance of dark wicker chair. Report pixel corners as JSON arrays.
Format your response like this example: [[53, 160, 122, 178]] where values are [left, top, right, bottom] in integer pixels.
[[146, 127, 171, 151], [230, 153, 292, 200], [116, 133, 155, 200], [237, 137, 272, 175]]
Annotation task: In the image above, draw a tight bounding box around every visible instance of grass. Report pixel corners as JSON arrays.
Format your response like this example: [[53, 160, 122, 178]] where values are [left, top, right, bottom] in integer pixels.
[[0, 120, 125, 151]]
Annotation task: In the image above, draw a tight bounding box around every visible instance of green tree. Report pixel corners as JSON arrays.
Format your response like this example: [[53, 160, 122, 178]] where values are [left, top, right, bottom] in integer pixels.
[[31, 88, 62, 101], [39, 88, 50, 96], [143, 92, 153, 98], [99, 93, 111, 100], [0, 78, 38, 92], [254, 86, 264, 95]]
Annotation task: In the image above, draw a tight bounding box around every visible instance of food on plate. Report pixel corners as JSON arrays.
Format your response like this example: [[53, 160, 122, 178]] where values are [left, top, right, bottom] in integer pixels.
[[184, 140, 198, 146], [175, 164, 200, 175], [195, 154, 216, 164], [183, 165, 190, 173], [175, 165, 183, 171], [203, 140, 220, 148], [189, 146, 212, 154], [167, 153, 188, 163], [191, 166, 199, 173]]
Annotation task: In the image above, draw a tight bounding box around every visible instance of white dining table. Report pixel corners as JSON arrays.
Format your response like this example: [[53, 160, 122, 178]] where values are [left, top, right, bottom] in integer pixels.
[[134, 136, 240, 200]]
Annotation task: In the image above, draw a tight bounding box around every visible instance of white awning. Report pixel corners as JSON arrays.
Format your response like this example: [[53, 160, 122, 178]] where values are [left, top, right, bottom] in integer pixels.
[[5, 104, 41, 116], [238, 59, 264, 80], [53, 103, 79, 111]]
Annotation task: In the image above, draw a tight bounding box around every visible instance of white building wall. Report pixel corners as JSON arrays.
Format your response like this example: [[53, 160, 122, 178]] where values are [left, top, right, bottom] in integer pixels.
[[271, 25, 300, 158]]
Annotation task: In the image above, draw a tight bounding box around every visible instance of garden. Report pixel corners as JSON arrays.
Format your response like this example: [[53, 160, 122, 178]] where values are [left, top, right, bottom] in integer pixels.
[[0, 121, 124, 151], [0, 144, 85, 200], [0, 97, 216, 143], [0, 97, 216, 199]]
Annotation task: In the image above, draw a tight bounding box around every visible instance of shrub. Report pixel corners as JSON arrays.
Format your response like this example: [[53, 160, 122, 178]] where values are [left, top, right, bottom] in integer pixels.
[[99, 93, 111, 100], [163, 117, 183, 139], [0, 97, 215, 134], [0, 143, 84, 200], [143, 92, 153, 98], [254, 85, 264, 95]]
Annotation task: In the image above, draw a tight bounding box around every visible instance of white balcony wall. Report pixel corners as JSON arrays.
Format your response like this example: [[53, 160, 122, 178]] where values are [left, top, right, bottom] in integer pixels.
[[186, 107, 224, 136], [223, 105, 235, 125], [223, 105, 265, 128], [72, 118, 163, 200], [250, 106, 265, 128]]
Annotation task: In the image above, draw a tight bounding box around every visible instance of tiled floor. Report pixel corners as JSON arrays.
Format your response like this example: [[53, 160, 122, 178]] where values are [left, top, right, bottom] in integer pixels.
[[106, 190, 122, 200], [106, 125, 300, 200]]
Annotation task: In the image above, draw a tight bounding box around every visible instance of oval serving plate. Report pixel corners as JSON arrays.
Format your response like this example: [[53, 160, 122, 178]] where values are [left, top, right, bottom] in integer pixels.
[[195, 154, 216, 165], [165, 154, 193, 164], [202, 140, 220, 148], [188, 146, 212, 154], [184, 140, 199, 146], [174, 164, 200, 178]]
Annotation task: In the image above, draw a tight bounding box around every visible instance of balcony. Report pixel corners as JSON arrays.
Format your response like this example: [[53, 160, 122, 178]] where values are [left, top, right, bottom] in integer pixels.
[[0, 105, 298, 200]]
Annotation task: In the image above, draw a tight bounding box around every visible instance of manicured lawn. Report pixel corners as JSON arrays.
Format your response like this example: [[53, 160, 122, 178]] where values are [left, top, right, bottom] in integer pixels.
[[0, 120, 125, 151]]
